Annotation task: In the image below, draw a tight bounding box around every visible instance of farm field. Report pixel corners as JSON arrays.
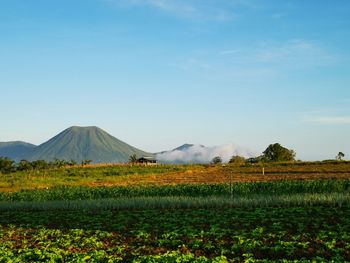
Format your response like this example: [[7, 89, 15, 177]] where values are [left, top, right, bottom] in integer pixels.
[[1, 162, 350, 262], [1, 206, 350, 262], [1, 161, 350, 192]]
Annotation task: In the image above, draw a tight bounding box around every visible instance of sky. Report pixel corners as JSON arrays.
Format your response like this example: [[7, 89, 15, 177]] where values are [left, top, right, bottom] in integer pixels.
[[1, 0, 350, 161]]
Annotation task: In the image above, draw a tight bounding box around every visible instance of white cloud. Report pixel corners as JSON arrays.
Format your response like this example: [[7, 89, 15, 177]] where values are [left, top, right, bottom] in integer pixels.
[[306, 116, 350, 125], [219, 49, 241, 55], [107, 0, 237, 21], [219, 39, 335, 67], [156, 143, 257, 164], [255, 39, 335, 66]]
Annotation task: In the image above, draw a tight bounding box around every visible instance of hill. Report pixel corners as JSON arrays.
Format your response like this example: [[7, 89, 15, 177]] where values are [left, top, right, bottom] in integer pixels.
[[156, 144, 207, 164], [22, 126, 152, 163], [0, 141, 36, 161], [172, 144, 196, 151]]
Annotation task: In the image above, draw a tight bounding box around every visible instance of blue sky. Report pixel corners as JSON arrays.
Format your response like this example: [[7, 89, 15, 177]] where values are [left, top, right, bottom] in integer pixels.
[[1, 0, 349, 160]]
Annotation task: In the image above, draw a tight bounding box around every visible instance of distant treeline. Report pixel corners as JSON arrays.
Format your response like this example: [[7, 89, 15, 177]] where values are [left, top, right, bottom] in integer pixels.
[[0, 157, 92, 174]]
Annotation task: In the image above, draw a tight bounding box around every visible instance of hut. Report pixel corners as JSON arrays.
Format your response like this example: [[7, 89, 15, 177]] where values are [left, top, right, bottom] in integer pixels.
[[137, 156, 157, 165]]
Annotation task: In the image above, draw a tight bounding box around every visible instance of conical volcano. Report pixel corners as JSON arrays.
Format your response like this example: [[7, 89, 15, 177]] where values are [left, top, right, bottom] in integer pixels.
[[24, 126, 152, 163]]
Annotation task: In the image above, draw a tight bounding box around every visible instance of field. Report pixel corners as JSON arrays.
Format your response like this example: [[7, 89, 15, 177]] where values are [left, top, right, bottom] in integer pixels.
[[1, 161, 350, 192], [1, 162, 350, 262]]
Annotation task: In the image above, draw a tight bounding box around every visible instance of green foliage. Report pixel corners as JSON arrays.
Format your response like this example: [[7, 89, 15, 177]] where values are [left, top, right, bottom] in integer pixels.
[[263, 143, 296, 162], [1, 179, 350, 204], [336, 152, 345, 161], [1, 164, 350, 261], [211, 156, 222, 164], [129, 154, 138, 164], [229, 155, 246, 164], [81, 159, 92, 165], [1, 206, 350, 261], [0, 157, 15, 174]]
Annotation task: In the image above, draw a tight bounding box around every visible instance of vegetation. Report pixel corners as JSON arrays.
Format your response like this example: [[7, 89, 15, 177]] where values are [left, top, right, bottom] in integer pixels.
[[1, 179, 350, 202], [0, 157, 94, 174], [0, 157, 15, 174], [211, 156, 222, 164], [262, 143, 296, 162], [129, 154, 138, 164], [336, 152, 345, 161], [1, 160, 350, 192], [1, 159, 350, 261], [229, 155, 246, 164], [1, 206, 350, 262]]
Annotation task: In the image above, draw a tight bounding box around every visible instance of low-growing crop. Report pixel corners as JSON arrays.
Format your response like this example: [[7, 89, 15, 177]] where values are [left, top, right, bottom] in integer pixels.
[[1, 206, 350, 262]]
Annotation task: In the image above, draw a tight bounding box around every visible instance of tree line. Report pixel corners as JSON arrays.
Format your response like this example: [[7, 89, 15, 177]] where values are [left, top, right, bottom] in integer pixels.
[[211, 143, 296, 165], [0, 158, 92, 174], [212, 143, 346, 165]]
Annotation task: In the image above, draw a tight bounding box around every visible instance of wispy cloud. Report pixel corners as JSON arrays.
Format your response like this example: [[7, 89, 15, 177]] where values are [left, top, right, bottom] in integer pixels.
[[219, 49, 241, 55], [171, 39, 335, 78], [255, 39, 332, 65], [129, 0, 196, 16], [107, 0, 237, 21], [306, 116, 350, 125], [302, 106, 350, 125], [219, 39, 335, 67]]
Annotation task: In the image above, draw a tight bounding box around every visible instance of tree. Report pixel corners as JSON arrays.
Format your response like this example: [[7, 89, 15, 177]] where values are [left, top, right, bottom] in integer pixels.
[[129, 154, 138, 164], [31, 160, 49, 170], [262, 143, 296, 162], [17, 160, 32, 171], [0, 157, 15, 174], [229, 155, 246, 164], [211, 156, 222, 164], [51, 158, 66, 168], [336, 152, 345, 161], [68, 160, 77, 166], [81, 160, 92, 166]]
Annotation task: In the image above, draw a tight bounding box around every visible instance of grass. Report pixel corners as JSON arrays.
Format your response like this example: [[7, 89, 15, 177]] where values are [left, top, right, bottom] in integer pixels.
[[0, 164, 191, 192]]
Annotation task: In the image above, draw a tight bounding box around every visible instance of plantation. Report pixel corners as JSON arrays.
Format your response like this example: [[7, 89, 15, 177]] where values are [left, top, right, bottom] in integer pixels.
[[1, 206, 350, 262], [1, 162, 350, 262]]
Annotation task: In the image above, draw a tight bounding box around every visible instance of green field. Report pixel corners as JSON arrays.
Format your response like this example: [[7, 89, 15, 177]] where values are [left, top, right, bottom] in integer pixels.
[[1, 163, 350, 262]]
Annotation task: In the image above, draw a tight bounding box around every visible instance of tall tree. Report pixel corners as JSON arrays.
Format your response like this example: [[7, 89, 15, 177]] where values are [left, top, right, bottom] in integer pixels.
[[211, 156, 222, 164], [129, 154, 138, 164], [336, 152, 345, 161], [229, 155, 246, 164], [0, 157, 15, 173], [262, 143, 296, 162]]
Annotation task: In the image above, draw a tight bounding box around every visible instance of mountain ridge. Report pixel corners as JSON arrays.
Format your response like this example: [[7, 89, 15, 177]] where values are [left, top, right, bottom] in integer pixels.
[[0, 141, 36, 161], [1, 126, 153, 163]]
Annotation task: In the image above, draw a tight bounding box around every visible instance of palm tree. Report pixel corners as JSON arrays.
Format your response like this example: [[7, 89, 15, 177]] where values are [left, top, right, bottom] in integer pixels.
[[336, 152, 345, 161], [129, 154, 138, 164]]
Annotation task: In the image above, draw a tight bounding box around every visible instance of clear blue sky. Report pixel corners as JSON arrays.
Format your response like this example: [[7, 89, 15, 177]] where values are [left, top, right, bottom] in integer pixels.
[[1, 0, 349, 160]]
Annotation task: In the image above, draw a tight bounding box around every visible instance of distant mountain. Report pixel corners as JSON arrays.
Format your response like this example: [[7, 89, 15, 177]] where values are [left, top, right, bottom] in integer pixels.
[[20, 126, 152, 163], [0, 141, 36, 161], [156, 144, 194, 155], [172, 144, 195, 151], [156, 144, 206, 164], [172, 144, 205, 151]]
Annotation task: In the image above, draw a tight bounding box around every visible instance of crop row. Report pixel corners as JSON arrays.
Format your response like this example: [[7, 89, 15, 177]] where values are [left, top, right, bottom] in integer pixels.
[[1, 179, 350, 202], [1, 206, 350, 262], [0, 193, 349, 212]]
